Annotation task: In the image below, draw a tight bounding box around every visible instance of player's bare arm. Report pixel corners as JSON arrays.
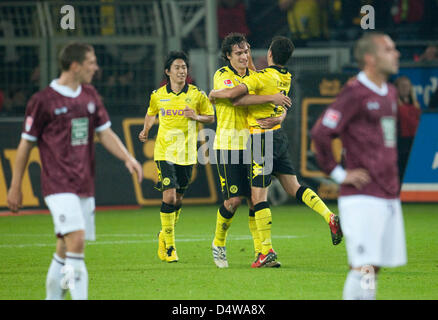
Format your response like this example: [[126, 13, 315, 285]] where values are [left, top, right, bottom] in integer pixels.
[[233, 92, 291, 108], [183, 106, 214, 123], [7, 139, 35, 213], [256, 108, 287, 129], [97, 128, 143, 183], [209, 83, 248, 102], [139, 114, 156, 143]]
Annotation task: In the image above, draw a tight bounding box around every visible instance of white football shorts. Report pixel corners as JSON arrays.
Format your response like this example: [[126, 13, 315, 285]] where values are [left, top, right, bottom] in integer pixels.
[[338, 195, 407, 268], [44, 193, 96, 241]]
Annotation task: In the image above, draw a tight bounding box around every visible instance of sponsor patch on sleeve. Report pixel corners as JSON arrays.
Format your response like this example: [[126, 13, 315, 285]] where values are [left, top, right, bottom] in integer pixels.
[[322, 109, 341, 129], [25, 116, 33, 132], [223, 79, 233, 87]]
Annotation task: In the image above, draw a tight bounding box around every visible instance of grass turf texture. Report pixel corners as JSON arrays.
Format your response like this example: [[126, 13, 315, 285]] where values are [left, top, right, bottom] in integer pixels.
[[0, 203, 437, 300]]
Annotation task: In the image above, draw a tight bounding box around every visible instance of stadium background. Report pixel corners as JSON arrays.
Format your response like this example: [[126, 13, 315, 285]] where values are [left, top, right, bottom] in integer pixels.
[[1, 0, 437, 209]]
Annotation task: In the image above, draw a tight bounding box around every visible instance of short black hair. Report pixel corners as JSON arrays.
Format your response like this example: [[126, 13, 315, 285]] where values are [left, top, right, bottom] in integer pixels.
[[59, 42, 94, 71], [164, 51, 189, 80], [269, 36, 294, 66], [220, 32, 248, 62]]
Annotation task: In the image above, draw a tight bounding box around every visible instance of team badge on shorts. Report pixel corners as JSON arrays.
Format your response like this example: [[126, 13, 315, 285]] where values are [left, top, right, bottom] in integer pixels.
[[230, 185, 238, 194], [163, 177, 171, 186]]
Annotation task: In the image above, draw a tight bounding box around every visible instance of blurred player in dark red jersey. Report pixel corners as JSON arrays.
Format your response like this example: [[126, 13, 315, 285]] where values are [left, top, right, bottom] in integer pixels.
[[7, 42, 143, 300], [311, 33, 407, 300]]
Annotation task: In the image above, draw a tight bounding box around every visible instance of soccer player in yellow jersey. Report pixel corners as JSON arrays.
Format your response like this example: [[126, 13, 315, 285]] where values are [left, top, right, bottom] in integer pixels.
[[210, 36, 343, 268], [210, 33, 291, 268], [138, 51, 214, 262]]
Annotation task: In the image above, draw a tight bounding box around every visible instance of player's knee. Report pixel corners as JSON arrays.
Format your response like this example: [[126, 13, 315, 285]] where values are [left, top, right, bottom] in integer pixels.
[[65, 230, 85, 253], [224, 197, 241, 213], [162, 192, 177, 206]]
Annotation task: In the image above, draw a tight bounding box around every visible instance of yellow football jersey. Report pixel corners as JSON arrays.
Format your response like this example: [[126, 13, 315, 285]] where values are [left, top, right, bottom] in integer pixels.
[[213, 65, 255, 150], [242, 66, 291, 132], [147, 83, 214, 165]]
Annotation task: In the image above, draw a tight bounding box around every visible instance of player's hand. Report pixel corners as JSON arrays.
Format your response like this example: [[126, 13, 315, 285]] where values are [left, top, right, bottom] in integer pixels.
[[125, 157, 143, 183], [272, 93, 291, 109], [256, 115, 282, 129], [208, 90, 217, 104], [138, 129, 148, 143], [183, 106, 198, 121], [7, 187, 22, 214], [343, 168, 371, 189]]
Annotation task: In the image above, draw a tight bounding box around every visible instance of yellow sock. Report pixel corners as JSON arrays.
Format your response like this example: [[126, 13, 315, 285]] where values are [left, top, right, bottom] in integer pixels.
[[174, 207, 182, 226], [160, 211, 176, 248], [213, 205, 234, 247], [298, 187, 332, 224], [254, 202, 272, 255], [249, 215, 262, 257]]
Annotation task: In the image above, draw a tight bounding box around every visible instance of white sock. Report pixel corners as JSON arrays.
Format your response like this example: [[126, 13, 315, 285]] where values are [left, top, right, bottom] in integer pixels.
[[64, 252, 88, 300], [46, 254, 67, 300], [343, 269, 377, 300]]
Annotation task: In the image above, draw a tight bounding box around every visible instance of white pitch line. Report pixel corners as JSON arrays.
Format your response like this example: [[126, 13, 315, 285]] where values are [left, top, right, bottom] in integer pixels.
[[0, 235, 305, 249]]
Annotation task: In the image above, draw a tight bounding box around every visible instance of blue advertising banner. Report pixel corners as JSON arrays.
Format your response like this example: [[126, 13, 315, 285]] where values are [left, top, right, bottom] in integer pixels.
[[401, 111, 438, 201], [397, 66, 438, 109]]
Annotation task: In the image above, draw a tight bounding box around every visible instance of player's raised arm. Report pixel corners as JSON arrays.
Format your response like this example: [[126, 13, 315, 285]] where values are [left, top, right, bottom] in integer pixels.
[[7, 138, 35, 213], [97, 128, 143, 183]]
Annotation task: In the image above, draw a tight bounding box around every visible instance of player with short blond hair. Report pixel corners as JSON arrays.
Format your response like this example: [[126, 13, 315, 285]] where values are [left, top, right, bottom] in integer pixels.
[[311, 32, 407, 300]]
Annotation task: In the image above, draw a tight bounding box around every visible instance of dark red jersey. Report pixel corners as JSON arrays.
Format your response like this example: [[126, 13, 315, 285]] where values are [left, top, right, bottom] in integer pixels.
[[311, 72, 399, 199], [22, 80, 110, 197]]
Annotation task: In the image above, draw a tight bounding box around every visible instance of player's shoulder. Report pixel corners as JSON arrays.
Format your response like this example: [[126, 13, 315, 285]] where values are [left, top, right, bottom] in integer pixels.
[[29, 86, 54, 106], [81, 83, 99, 96], [188, 84, 208, 97], [340, 77, 364, 96], [152, 85, 167, 96], [387, 82, 397, 95], [215, 66, 231, 77]]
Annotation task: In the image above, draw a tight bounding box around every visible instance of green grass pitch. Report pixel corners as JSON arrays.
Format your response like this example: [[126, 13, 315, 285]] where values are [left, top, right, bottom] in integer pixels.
[[0, 203, 437, 300]]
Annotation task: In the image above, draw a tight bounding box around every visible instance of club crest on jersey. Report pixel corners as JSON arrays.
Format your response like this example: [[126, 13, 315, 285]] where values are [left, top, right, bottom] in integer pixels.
[[25, 116, 33, 132], [87, 102, 96, 114], [322, 109, 341, 129], [224, 79, 233, 87], [367, 101, 380, 110]]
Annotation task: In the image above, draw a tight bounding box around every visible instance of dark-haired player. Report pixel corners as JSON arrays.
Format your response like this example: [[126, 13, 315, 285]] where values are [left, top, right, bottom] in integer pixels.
[[209, 33, 291, 268], [7, 42, 143, 300], [311, 32, 407, 300], [210, 36, 342, 267], [138, 51, 214, 263]]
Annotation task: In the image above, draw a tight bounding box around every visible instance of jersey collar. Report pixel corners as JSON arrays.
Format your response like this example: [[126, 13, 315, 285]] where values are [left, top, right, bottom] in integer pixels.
[[357, 71, 388, 96], [227, 63, 249, 77], [50, 79, 82, 98], [266, 65, 288, 74], [166, 82, 189, 95]]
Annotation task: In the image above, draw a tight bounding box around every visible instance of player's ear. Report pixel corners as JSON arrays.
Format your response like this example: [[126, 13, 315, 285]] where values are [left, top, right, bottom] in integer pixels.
[[70, 61, 81, 72]]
